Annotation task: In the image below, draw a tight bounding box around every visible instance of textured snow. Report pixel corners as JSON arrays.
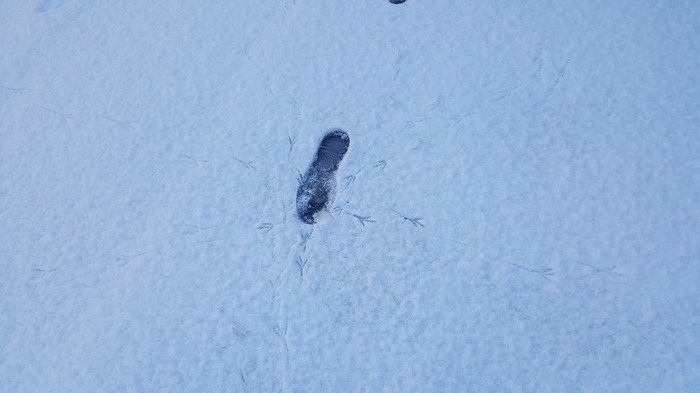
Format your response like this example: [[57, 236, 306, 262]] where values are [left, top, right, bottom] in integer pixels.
[[1, 1, 699, 392]]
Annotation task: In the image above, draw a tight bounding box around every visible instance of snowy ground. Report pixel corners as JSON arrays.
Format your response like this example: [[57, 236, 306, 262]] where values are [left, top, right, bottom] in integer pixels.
[[1, 1, 699, 392]]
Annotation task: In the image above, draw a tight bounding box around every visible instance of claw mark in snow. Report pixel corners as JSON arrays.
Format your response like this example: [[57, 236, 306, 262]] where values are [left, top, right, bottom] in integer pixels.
[[0, 84, 23, 93], [299, 228, 313, 252], [511, 263, 555, 282], [295, 257, 308, 280], [374, 160, 388, 170], [491, 85, 520, 102], [545, 59, 570, 97], [30, 268, 57, 280], [43, 107, 74, 123], [531, 49, 543, 81], [273, 320, 290, 393], [0, 85, 24, 103], [392, 209, 424, 227], [242, 33, 263, 61], [343, 174, 356, 188], [231, 321, 248, 339], [115, 251, 151, 266], [345, 211, 375, 226], [392, 50, 410, 81], [258, 223, 274, 233], [229, 154, 256, 170], [104, 116, 135, 130], [179, 154, 208, 167], [424, 96, 440, 112], [287, 133, 298, 152], [179, 224, 217, 235], [573, 260, 624, 279]]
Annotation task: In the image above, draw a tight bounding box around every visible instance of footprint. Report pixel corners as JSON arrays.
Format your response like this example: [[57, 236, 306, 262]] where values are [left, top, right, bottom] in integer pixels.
[[296, 129, 350, 224]]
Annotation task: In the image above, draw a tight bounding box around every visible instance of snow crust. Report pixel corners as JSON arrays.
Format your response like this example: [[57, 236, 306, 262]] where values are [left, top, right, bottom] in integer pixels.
[[1, 1, 698, 392]]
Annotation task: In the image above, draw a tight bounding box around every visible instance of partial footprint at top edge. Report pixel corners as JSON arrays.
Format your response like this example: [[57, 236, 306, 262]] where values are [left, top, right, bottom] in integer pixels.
[[296, 129, 350, 225]]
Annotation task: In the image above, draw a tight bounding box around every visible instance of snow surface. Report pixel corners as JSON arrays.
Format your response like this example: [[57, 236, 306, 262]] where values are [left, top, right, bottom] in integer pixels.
[[1, 0, 699, 392]]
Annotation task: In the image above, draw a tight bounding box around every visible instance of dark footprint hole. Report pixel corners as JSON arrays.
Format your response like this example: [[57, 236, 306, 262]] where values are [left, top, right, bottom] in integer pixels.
[[296, 129, 350, 224], [389, 0, 406, 4]]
